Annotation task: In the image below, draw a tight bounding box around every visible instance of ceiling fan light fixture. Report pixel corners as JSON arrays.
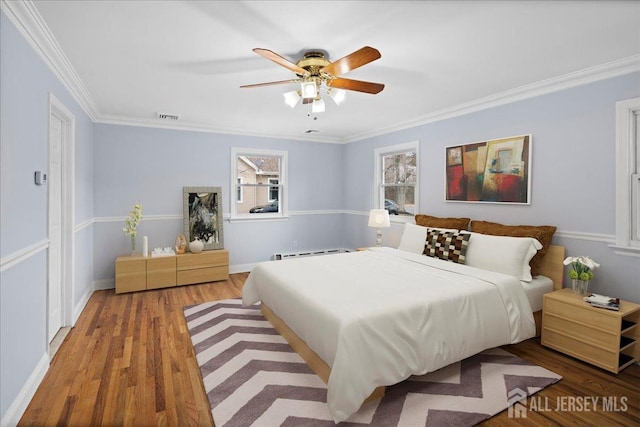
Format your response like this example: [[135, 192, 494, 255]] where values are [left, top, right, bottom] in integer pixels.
[[301, 81, 317, 99], [243, 47, 383, 116], [283, 90, 301, 108], [328, 88, 346, 106], [311, 98, 325, 113]]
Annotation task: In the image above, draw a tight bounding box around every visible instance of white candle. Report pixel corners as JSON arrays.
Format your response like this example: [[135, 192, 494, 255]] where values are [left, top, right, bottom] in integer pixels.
[[143, 236, 148, 257]]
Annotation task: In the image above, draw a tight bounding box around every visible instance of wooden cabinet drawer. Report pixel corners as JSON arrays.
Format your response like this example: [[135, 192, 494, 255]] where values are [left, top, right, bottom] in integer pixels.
[[115, 250, 229, 294], [542, 328, 617, 372], [543, 313, 617, 348], [115, 257, 146, 293], [544, 298, 618, 331], [147, 257, 176, 289], [541, 289, 640, 374], [177, 266, 228, 285], [177, 250, 228, 270]]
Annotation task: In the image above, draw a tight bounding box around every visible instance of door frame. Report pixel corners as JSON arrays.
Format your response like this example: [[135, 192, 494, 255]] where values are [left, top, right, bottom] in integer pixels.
[[48, 93, 75, 352]]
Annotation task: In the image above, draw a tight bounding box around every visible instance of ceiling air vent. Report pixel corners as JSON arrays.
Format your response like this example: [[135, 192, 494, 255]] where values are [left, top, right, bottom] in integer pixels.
[[156, 112, 180, 120]]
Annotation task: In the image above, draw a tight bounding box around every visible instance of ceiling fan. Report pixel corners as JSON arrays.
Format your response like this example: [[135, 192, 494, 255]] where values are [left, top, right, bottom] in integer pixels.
[[240, 46, 384, 112]]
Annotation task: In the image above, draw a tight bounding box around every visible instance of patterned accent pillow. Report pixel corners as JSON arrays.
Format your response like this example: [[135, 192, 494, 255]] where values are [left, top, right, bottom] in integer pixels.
[[423, 230, 471, 264]]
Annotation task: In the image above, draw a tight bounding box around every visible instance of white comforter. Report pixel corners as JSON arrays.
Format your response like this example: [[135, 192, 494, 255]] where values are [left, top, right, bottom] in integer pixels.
[[242, 247, 535, 423]]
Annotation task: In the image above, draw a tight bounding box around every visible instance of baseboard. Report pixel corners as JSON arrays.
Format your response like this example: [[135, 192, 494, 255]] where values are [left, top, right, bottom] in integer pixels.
[[93, 278, 115, 290], [230, 263, 255, 274], [89, 271, 257, 289], [72, 282, 95, 324], [0, 353, 50, 427]]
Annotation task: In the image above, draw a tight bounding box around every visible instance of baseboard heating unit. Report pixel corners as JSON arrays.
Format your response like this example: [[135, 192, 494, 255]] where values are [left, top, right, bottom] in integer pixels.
[[273, 248, 351, 261]]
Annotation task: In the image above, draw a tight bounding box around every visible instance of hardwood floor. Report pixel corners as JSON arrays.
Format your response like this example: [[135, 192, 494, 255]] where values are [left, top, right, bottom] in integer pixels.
[[20, 273, 639, 426]]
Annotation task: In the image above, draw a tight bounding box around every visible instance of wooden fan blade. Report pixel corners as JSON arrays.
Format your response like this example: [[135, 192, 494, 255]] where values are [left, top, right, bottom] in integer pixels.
[[253, 48, 309, 76], [240, 79, 302, 89], [328, 77, 384, 94], [320, 46, 381, 77], [302, 97, 313, 105]]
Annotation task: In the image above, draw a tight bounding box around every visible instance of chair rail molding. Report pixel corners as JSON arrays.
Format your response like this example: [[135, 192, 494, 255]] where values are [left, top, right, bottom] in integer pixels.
[[0, 239, 49, 273]]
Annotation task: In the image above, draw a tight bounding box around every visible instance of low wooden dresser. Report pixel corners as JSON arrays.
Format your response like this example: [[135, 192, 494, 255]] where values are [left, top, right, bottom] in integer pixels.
[[115, 249, 229, 293], [541, 288, 640, 373]]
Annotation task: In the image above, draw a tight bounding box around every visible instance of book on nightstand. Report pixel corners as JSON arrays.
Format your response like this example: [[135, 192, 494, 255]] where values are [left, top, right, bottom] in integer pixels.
[[583, 293, 621, 311]]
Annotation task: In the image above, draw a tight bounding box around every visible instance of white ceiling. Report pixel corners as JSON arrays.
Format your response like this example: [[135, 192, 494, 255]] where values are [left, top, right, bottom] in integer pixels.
[[11, 1, 640, 143]]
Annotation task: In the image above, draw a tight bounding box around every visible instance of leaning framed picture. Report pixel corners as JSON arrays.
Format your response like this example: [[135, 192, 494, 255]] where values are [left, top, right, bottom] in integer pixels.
[[183, 186, 224, 250], [445, 134, 531, 204]]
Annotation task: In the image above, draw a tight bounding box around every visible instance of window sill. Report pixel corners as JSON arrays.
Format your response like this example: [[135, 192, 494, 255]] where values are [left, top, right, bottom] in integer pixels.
[[389, 215, 414, 224], [608, 244, 640, 257], [228, 214, 290, 223]]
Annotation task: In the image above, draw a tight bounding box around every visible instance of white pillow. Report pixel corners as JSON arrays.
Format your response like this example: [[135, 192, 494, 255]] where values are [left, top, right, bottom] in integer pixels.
[[398, 223, 458, 254], [464, 232, 542, 282], [397, 223, 428, 254]]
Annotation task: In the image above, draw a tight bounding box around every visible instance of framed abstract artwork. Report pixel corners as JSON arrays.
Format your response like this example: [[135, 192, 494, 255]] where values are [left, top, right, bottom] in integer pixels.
[[445, 134, 531, 204], [183, 186, 224, 250]]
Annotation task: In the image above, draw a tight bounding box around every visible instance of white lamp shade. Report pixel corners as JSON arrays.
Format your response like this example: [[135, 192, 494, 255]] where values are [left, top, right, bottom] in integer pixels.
[[283, 90, 300, 108], [368, 209, 390, 228], [311, 98, 325, 113], [301, 81, 317, 99]]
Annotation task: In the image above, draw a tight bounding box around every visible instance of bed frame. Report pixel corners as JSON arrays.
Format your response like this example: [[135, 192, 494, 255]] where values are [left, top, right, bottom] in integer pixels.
[[261, 244, 565, 407], [533, 244, 565, 335]]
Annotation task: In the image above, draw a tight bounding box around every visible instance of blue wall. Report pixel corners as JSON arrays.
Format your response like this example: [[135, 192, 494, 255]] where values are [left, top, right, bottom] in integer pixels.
[[92, 124, 345, 283], [0, 11, 94, 420], [91, 72, 640, 303], [344, 72, 640, 302], [2, 5, 640, 423]]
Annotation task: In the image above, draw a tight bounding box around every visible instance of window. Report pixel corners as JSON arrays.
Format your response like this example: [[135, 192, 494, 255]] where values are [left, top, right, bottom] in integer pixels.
[[231, 148, 288, 219], [374, 141, 419, 221], [613, 97, 640, 256]]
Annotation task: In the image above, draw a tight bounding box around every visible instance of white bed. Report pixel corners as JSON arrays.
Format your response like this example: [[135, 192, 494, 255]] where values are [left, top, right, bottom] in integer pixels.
[[243, 246, 541, 422], [522, 275, 554, 312]]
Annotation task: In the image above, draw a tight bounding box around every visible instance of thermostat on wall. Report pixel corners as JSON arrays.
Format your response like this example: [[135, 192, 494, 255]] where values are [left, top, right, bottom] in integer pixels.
[[34, 171, 47, 185]]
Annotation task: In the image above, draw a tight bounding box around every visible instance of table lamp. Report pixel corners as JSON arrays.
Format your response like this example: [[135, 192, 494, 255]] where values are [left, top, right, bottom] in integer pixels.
[[368, 209, 391, 246]]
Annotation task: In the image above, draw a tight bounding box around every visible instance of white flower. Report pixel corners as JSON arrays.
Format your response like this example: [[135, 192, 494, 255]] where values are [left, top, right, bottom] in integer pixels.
[[578, 256, 600, 270], [123, 203, 143, 236], [564, 255, 600, 280]]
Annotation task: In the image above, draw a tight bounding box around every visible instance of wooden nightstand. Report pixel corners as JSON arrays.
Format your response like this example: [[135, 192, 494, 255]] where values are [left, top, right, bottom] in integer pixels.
[[541, 288, 640, 373]]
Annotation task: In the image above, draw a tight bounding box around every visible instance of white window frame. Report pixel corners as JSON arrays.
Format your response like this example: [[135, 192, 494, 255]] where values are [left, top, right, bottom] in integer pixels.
[[236, 177, 243, 203], [230, 147, 288, 221], [612, 97, 640, 256], [268, 177, 279, 202], [374, 141, 419, 223]]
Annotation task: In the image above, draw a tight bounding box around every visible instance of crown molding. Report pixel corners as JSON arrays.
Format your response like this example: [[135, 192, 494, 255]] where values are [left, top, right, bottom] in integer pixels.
[[4, 0, 638, 145], [1, 0, 99, 119], [94, 115, 344, 144], [345, 55, 640, 143], [100, 54, 639, 144]]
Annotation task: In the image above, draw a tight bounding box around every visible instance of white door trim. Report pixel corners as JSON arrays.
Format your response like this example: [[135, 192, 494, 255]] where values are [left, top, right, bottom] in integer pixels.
[[48, 93, 75, 353], [614, 98, 640, 248]]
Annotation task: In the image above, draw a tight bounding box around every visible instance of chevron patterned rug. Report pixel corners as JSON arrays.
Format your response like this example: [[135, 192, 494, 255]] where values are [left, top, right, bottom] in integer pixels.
[[184, 299, 561, 426]]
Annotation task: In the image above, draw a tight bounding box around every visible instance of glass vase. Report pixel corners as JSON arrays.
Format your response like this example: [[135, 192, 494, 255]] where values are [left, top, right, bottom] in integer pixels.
[[130, 234, 136, 255], [571, 278, 589, 295]]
